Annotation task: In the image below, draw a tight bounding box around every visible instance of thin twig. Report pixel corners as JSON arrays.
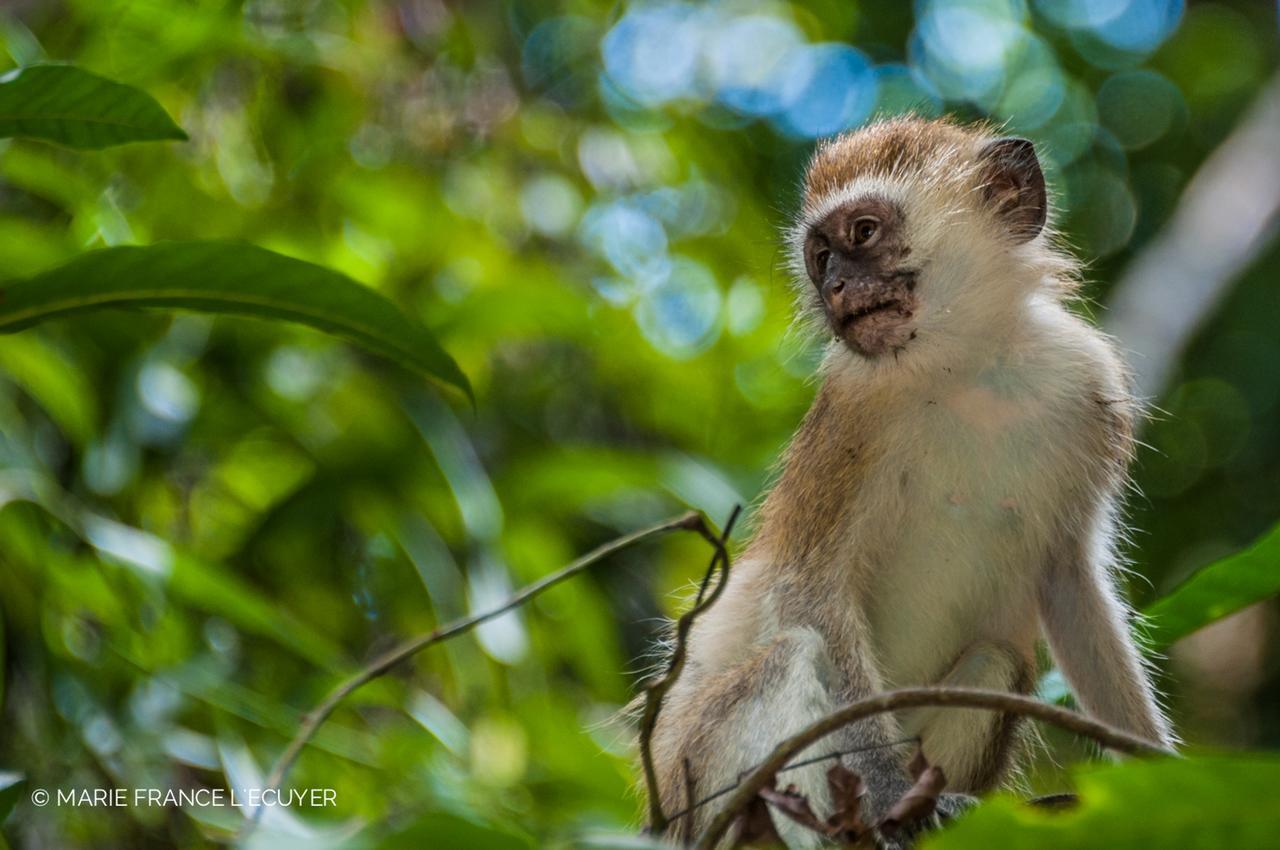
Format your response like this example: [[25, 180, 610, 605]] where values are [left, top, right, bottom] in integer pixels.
[[639, 505, 742, 834], [247, 511, 706, 837], [682, 757, 697, 822], [664, 736, 921, 825], [693, 686, 1174, 850]]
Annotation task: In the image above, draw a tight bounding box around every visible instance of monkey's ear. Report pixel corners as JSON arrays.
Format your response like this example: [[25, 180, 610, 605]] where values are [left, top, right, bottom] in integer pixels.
[[978, 137, 1046, 242]]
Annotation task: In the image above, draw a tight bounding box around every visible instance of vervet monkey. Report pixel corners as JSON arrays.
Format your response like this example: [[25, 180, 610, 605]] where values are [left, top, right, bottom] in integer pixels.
[[648, 117, 1175, 847]]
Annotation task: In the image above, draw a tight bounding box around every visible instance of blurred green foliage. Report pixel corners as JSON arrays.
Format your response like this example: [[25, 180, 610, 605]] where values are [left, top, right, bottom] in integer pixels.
[[0, 1, 1277, 848]]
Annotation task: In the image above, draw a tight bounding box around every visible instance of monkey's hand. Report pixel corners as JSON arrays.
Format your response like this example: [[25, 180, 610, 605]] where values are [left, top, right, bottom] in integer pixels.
[[874, 792, 978, 850]]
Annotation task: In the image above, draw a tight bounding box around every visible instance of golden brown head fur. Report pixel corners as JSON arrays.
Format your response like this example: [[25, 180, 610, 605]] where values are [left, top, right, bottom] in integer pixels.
[[802, 116, 992, 211]]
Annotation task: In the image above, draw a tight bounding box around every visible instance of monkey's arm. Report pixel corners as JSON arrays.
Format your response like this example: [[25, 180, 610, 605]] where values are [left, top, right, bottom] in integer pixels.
[[1037, 523, 1175, 749]]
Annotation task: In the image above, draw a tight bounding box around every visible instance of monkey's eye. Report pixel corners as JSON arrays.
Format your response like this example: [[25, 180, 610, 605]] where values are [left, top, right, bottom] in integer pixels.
[[852, 216, 880, 246], [813, 247, 831, 276]]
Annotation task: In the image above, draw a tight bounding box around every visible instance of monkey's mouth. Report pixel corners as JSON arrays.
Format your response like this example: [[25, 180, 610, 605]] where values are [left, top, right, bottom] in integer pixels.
[[834, 296, 917, 357], [841, 300, 906, 328]]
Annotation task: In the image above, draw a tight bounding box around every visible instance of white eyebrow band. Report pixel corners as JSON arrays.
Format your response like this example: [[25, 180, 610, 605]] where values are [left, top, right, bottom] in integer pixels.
[[802, 176, 908, 230]]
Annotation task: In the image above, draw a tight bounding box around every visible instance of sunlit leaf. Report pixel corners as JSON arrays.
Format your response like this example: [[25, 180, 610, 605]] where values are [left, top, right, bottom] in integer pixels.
[[0, 335, 97, 445], [114, 646, 377, 765], [0, 472, 347, 669], [1144, 521, 1280, 647], [0, 64, 186, 149], [0, 771, 23, 823], [82, 514, 347, 668], [0, 242, 471, 398], [189, 434, 315, 558], [167, 549, 348, 669], [925, 755, 1280, 850]]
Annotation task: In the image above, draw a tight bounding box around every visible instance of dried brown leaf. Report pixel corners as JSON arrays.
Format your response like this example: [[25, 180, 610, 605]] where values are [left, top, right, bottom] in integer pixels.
[[879, 753, 948, 837], [759, 783, 827, 832], [824, 764, 870, 845]]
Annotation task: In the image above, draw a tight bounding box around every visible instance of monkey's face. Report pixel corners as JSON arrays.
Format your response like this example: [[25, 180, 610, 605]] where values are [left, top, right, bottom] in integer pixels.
[[799, 124, 1051, 362], [802, 198, 919, 357]]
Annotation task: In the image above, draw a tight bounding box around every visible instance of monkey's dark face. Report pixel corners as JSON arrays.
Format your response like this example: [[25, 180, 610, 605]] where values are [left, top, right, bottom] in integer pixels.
[[803, 199, 919, 357]]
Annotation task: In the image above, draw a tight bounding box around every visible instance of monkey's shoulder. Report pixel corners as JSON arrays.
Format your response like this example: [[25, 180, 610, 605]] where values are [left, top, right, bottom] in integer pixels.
[[1017, 303, 1138, 458]]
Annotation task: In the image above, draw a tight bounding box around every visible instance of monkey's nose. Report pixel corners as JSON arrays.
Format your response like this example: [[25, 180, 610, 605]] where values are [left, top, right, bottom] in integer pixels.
[[826, 278, 847, 296]]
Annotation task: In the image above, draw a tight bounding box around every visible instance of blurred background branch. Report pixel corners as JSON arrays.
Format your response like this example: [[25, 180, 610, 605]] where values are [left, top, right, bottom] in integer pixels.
[[1107, 72, 1280, 400]]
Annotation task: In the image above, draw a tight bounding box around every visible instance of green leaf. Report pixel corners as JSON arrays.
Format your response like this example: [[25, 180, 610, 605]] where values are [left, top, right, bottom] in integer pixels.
[[0, 772, 23, 823], [170, 549, 348, 670], [925, 755, 1280, 850], [0, 64, 186, 149], [1144, 521, 1280, 648], [0, 241, 471, 398], [0, 334, 97, 445], [80, 514, 348, 670], [0, 471, 348, 670]]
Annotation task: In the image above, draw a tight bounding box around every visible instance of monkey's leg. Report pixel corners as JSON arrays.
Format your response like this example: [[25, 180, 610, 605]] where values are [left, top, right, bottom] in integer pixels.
[[659, 626, 906, 849], [900, 641, 1033, 795]]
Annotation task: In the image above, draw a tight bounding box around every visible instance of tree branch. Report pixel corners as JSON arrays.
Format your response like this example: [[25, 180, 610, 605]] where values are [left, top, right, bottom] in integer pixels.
[[247, 510, 708, 836], [665, 736, 921, 826], [693, 685, 1174, 850], [1106, 71, 1280, 400], [638, 505, 741, 833]]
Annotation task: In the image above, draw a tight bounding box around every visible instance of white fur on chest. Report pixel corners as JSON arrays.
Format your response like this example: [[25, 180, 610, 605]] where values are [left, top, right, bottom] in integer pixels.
[[858, 336, 1091, 687]]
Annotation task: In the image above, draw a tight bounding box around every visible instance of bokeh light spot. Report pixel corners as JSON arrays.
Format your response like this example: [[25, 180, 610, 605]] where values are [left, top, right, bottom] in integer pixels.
[[775, 44, 878, 138], [579, 200, 670, 284], [706, 14, 804, 116], [911, 0, 1027, 107], [602, 3, 705, 106], [520, 174, 583, 238], [634, 257, 721, 359], [137, 362, 199, 424], [727, 277, 765, 337], [1097, 70, 1184, 149]]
